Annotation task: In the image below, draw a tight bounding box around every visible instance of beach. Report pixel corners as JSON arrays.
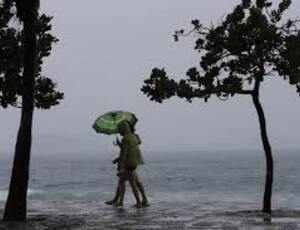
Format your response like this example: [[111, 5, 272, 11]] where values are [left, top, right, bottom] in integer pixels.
[[1, 201, 300, 229]]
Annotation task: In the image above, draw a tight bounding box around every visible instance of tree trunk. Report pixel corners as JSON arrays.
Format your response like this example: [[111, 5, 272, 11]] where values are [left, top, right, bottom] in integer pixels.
[[3, 3, 37, 222], [252, 80, 273, 214]]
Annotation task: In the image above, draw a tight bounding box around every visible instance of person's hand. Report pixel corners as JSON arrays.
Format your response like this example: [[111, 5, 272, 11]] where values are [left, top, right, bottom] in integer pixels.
[[112, 158, 119, 164], [113, 137, 121, 147]]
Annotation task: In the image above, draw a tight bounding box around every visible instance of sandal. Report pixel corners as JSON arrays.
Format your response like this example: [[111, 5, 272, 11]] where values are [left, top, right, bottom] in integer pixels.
[[114, 202, 124, 207], [142, 201, 150, 207], [105, 200, 116, 205], [131, 203, 143, 208]]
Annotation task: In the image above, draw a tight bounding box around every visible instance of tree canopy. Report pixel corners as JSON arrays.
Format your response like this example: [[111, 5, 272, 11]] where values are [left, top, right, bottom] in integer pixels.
[[142, 0, 300, 103], [0, 0, 63, 109], [141, 0, 300, 213]]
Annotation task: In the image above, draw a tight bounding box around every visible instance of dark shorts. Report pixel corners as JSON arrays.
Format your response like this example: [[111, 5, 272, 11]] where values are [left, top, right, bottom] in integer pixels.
[[125, 166, 137, 171]]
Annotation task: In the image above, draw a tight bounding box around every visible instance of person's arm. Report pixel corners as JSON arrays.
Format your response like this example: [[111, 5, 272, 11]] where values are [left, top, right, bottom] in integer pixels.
[[112, 158, 119, 164], [135, 134, 142, 145], [113, 137, 122, 147]]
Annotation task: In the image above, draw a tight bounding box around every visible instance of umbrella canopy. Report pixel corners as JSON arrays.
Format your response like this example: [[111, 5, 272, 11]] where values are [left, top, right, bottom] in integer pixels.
[[92, 111, 138, 135]]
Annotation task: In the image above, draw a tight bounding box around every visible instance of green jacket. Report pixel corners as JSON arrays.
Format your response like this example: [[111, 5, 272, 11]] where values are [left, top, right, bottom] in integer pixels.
[[117, 121, 144, 172]]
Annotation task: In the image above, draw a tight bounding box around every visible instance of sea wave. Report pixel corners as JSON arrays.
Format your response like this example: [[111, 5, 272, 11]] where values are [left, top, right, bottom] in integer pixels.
[[0, 188, 111, 202], [0, 190, 7, 201], [0, 189, 45, 201]]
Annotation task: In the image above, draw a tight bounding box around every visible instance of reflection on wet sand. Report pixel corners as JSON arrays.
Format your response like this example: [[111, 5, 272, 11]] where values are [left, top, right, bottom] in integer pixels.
[[1, 202, 300, 229]]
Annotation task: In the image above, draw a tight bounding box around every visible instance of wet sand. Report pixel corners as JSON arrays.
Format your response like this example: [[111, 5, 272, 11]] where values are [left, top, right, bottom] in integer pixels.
[[1, 201, 300, 229]]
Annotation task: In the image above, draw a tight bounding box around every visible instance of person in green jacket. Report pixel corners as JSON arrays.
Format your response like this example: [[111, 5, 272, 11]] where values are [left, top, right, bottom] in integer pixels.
[[105, 120, 148, 207]]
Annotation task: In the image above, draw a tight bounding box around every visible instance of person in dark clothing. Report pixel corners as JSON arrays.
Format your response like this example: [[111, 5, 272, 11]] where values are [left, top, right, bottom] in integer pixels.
[[105, 121, 148, 207]]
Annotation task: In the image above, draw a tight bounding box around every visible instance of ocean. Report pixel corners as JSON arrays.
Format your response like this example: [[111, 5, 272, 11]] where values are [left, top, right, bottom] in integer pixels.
[[1, 150, 300, 229], [0, 150, 300, 206]]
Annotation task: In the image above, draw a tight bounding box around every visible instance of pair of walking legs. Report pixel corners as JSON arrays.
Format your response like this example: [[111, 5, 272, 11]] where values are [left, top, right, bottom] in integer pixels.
[[106, 170, 148, 207]]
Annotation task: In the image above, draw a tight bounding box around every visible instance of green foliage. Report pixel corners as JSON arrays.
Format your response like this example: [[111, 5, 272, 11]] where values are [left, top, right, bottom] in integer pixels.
[[0, 0, 63, 109], [142, 0, 300, 103], [142, 68, 178, 103]]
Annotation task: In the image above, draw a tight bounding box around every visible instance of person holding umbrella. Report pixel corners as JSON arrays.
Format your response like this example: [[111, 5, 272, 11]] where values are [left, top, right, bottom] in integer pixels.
[[107, 120, 147, 207], [93, 111, 148, 207], [108, 121, 148, 207]]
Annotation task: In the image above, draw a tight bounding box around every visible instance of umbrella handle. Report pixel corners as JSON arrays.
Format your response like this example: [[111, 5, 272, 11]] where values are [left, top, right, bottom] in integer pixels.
[[113, 135, 121, 147]]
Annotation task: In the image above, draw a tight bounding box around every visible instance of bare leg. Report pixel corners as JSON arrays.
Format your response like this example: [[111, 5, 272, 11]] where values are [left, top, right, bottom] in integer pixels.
[[115, 180, 126, 206], [127, 171, 142, 207], [105, 173, 126, 206], [135, 173, 148, 206]]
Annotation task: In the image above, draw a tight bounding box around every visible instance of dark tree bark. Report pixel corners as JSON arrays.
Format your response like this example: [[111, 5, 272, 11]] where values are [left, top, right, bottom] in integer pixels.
[[252, 80, 274, 214], [3, 2, 38, 221]]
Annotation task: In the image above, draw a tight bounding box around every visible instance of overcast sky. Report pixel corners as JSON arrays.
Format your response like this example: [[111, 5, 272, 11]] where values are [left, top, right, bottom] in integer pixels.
[[1, 0, 300, 156]]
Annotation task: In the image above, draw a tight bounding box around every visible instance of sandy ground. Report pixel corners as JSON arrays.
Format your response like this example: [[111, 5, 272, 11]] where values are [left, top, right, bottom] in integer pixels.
[[0, 201, 300, 229]]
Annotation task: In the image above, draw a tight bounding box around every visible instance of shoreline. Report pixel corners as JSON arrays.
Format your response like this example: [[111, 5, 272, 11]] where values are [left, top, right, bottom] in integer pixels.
[[1, 201, 300, 229]]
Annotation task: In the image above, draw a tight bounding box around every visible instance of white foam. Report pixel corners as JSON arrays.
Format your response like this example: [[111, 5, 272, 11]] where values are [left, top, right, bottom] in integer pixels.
[[0, 190, 8, 201], [0, 189, 44, 202], [28, 189, 44, 196]]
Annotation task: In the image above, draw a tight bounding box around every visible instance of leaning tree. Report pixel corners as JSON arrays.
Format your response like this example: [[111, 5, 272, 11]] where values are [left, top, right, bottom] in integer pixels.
[[142, 0, 300, 213], [0, 0, 63, 221]]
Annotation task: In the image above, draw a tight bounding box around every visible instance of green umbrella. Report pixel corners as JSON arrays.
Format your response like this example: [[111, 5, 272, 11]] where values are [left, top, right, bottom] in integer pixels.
[[92, 111, 138, 135]]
